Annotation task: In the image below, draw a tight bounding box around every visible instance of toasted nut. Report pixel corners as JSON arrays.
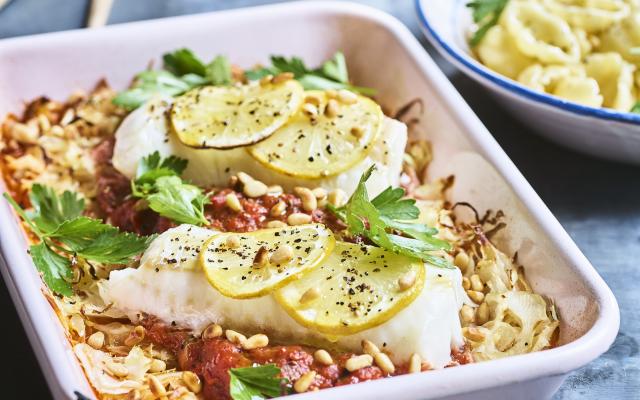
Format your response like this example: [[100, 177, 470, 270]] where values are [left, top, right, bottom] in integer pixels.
[[294, 370, 316, 393], [253, 246, 269, 268], [168, 387, 190, 399], [398, 270, 417, 291], [345, 354, 373, 372], [460, 304, 475, 324], [327, 189, 347, 207], [270, 244, 294, 265], [87, 331, 104, 349], [324, 99, 339, 118], [266, 220, 287, 228], [243, 180, 268, 198], [202, 323, 223, 339], [463, 326, 486, 342], [287, 212, 312, 226], [182, 371, 202, 393], [148, 374, 167, 397], [299, 287, 320, 304], [237, 172, 253, 185], [373, 352, 395, 374], [476, 302, 489, 325], [454, 252, 470, 273], [294, 187, 317, 212], [462, 276, 471, 290], [70, 315, 86, 338], [124, 325, 145, 347], [106, 361, 129, 377], [270, 200, 287, 217], [312, 187, 327, 199], [305, 94, 322, 106], [267, 185, 283, 195], [470, 274, 484, 292], [260, 75, 274, 86], [225, 330, 247, 345], [10, 122, 39, 144], [302, 103, 319, 117], [225, 193, 243, 212], [126, 389, 141, 400], [314, 349, 333, 365], [361, 339, 380, 356], [149, 359, 167, 373], [243, 334, 269, 350], [226, 235, 241, 249], [408, 353, 422, 373], [337, 89, 358, 104], [326, 89, 338, 99], [467, 290, 485, 304], [272, 72, 294, 84], [350, 126, 364, 138]]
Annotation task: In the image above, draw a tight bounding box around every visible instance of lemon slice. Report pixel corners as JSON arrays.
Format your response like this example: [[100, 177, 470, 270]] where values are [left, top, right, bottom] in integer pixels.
[[200, 224, 335, 299], [248, 90, 383, 178], [275, 241, 425, 335], [170, 80, 304, 149]]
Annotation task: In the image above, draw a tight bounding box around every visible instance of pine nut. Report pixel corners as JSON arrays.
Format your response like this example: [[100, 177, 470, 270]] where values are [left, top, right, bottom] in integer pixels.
[[462, 276, 471, 290], [324, 99, 339, 118], [226, 235, 241, 249], [149, 359, 166, 373], [126, 389, 141, 400], [463, 326, 486, 342], [287, 212, 312, 225], [373, 352, 395, 374], [302, 103, 318, 117], [260, 75, 274, 86], [294, 187, 317, 211], [87, 331, 104, 349], [408, 353, 422, 373], [266, 220, 287, 228], [237, 172, 253, 185], [253, 246, 270, 268], [124, 325, 145, 347], [225, 330, 247, 346], [470, 274, 483, 292], [460, 304, 475, 324], [467, 290, 485, 304], [305, 94, 322, 106], [398, 270, 417, 291], [148, 374, 167, 397], [476, 302, 489, 325], [225, 193, 243, 212], [202, 323, 223, 339], [350, 126, 364, 138], [169, 387, 189, 399], [361, 339, 380, 356], [272, 72, 294, 84], [454, 252, 470, 273], [70, 315, 86, 338], [327, 189, 347, 207], [243, 180, 268, 198], [345, 354, 373, 372], [299, 287, 320, 304], [270, 200, 287, 217], [243, 334, 269, 350], [182, 371, 202, 393], [270, 244, 294, 265], [106, 361, 129, 377], [312, 187, 327, 199], [326, 89, 338, 99], [337, 89, 358, 104], [294, 370, 316, 393], [314, 349, 333, 365], [267, 185, 283, 195]]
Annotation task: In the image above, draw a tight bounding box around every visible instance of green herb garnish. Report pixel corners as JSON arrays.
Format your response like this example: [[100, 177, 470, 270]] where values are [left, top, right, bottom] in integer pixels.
[[328, 166, 452, 268], [3, 185, 153, 296], [245, 52, 376, 96], [467, 0, 509, 46], [132, 152, 210, 226], [229, 364, 288, 400], [631, 102, 640, 114], [113, 48, 232, 110]]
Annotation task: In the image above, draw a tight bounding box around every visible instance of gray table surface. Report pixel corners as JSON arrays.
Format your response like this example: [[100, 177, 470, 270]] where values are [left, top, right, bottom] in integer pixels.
[[0, 0, 637, 399]]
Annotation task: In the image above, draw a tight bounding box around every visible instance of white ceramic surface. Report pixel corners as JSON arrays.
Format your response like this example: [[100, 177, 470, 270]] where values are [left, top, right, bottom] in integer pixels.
[[0, 1, 619, 399], [417, 0, 640, 165]]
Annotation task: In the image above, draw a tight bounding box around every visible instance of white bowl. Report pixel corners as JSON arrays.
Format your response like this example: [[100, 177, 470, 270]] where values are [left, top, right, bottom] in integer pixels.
[[416, 0, 640, 165], [0, 1, 619, 399]]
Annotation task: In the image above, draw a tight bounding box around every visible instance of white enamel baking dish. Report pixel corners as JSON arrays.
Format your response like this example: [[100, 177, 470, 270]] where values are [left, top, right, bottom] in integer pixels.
[[0, 1, 619, 399]]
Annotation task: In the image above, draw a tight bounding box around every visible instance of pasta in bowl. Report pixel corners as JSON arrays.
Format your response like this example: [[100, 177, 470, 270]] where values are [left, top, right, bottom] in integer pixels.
[[417, 0, 640, 164]]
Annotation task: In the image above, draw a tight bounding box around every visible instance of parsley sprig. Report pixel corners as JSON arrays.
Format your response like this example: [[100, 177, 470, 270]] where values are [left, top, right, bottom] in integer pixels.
[[329, 166, 452, 268], [132, 152, 210, 226], [467, 0, 510, 46], [229, 364, 288, 400], [3, 185, 153, 296], [244, 52, 376, 96], [113, 48, 232, 110]]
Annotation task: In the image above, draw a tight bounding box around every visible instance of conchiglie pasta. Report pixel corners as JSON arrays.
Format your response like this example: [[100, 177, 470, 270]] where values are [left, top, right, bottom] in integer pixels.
[[598, 10, 640, 66], [585, 52, 636, 110], [476, 25, 536, 79], [517, 64, 604, 106], [502, 1, 581, 64], [541, 0, 630, 33]]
